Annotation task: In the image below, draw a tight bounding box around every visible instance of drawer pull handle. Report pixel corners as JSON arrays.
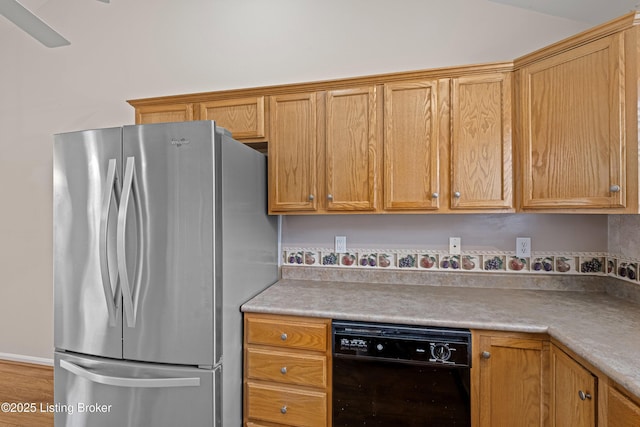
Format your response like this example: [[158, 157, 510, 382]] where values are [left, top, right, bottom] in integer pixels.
[[481, 351, 491, 359], [280, 367, 287, 374], [280, 333, 288, 341], [280, 406, 287, 414], [610, 185, 621, 193], [578, 390, 592, 401]]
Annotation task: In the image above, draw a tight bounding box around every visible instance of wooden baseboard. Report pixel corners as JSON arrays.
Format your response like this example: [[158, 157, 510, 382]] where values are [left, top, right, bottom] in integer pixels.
[[0, 359, 53, 427]]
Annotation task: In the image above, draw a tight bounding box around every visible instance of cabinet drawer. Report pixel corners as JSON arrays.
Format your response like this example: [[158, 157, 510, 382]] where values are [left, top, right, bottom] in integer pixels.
[[247, 347, 327, 388], [246, 317, 327, 352], [247, 382, 327, 427]]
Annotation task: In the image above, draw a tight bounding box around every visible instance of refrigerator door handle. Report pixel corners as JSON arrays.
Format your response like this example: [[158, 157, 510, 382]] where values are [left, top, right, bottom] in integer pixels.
[[99, 158, 121, 327], [59, 359, 201, 388], [117, 156, 144, 328]]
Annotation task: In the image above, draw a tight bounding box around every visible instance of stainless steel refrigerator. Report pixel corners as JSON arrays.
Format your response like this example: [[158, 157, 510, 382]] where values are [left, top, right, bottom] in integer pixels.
[[53, 121, 278, 426]]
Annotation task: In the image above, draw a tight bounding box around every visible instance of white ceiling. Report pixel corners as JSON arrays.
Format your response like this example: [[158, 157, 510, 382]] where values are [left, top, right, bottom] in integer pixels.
[[488, 0, 639, 24]]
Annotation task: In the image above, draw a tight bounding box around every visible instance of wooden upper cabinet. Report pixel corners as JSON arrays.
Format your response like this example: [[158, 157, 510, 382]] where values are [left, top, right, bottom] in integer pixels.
[[451, 73, 513, 210], [383, 79, 445, 211], [518, 33, 626, 210], [199, 96, 266, 141], [550, 344, 597, 427], [268, 92, 318, 213], [325, 86, 378, 211], [127, 12, 640, 214], [135, 103, 194, 124]]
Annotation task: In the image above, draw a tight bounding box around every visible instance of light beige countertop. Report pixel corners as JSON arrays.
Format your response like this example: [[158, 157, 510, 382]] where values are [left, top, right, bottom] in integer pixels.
[[242, 267, 640, 399]]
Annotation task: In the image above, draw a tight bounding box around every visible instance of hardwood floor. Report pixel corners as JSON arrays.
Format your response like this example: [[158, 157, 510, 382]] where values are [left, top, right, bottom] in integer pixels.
[[0, 360, 53, 427]]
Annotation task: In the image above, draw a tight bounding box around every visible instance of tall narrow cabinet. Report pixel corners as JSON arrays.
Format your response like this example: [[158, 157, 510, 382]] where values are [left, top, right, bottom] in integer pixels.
[[450, 73, 513, 210], [268, 92, 319, 212], [383, 79, 446, 211]]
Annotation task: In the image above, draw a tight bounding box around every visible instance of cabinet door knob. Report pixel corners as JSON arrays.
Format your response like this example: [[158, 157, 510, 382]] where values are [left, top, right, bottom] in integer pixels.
[[327, 194, 333, 200], [454, 191, 461, 198], [578, 390, 592, 401], [280, 333, 288, 341], [432, 192, 439, 199], [308, 194, 315, 201], [280, 366, 287, 374], [481, 351, 491, 359], [610, 185, 621, 193], [280, 406, 288, 414]]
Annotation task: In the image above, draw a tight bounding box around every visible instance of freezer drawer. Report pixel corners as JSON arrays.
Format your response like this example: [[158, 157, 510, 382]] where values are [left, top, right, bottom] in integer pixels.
[[54, 352, 218, 427]]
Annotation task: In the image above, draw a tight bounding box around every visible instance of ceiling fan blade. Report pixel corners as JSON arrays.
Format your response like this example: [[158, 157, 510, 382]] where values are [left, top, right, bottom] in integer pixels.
[[0, 0, 70, 47], [96, 0, 109, 3]]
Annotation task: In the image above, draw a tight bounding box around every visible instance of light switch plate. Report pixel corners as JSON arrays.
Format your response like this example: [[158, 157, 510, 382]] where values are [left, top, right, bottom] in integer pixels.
[[335, 236, 347, 253], [449, 237, 461, 255]]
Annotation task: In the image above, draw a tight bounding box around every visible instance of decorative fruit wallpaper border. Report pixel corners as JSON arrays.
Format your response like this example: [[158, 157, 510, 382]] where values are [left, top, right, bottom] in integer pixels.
[[282, 248, 640, 285]]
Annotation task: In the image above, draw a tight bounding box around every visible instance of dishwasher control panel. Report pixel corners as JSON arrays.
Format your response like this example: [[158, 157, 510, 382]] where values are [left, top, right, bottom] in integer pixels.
[[333, 320, 471, 367]]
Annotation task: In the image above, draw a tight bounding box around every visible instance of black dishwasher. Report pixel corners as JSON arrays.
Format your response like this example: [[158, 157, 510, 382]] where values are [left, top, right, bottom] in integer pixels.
[[332, 320, 471, 426]]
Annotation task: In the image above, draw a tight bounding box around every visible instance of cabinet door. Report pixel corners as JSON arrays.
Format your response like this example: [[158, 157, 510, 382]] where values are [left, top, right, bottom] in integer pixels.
[[199, 96, 266, 141], [135, 103, 194, 124], [268, 93, 318, 212], [451, 73, 513, 210], [550, 345, 596, 427], [383, 80, 445, 210], [476, 334, 548, 427], [519, 33, 625, 209], [603, 385, 640, 427], [325, 86, 378, 211]]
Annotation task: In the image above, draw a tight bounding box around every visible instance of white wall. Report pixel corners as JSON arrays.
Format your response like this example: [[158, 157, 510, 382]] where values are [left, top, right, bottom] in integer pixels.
[[282, 214, 608, 252], [609, 216, 640, 258], [0, 0, 591, 359]]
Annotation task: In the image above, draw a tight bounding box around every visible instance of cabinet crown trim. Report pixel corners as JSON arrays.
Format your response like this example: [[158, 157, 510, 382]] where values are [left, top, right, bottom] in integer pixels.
[[514, 11, 640, 69]]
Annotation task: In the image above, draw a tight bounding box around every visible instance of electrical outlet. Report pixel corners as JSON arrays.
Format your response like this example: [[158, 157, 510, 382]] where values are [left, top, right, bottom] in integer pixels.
[[516, 237, 531, 258], [335, 236, 347, 253], [449, 237, 461, 255]]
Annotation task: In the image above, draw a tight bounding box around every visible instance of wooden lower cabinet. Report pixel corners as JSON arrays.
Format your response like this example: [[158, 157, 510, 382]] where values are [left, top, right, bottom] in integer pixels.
[[550, 341, 640, 427], [472, 330, 550, 427], [244, 313, 331, 427], [603, 384, 640, 427], [550, 344, 597, 427], [244, 321, 640, 427]]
